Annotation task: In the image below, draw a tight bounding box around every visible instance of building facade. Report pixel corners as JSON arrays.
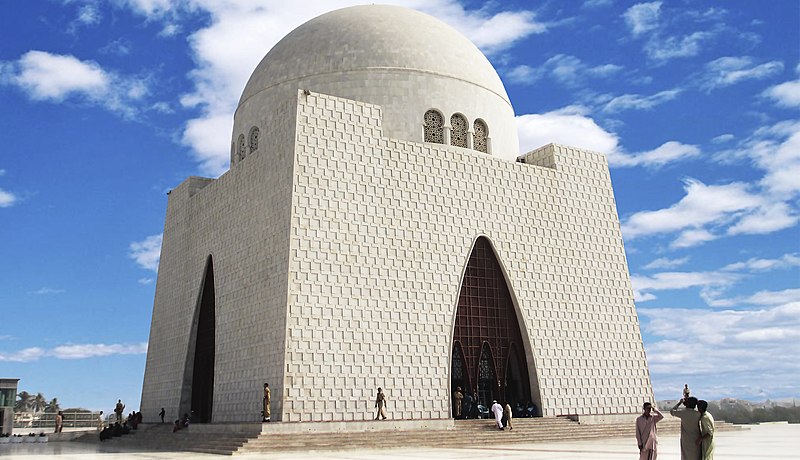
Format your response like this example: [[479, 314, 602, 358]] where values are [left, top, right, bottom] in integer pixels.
[[140, 5, 653, 424]]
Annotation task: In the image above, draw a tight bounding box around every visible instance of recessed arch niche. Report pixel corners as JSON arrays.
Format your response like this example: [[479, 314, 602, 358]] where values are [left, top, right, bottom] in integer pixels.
[[451, 236, 537, 416], [181, 255, 216, 423]]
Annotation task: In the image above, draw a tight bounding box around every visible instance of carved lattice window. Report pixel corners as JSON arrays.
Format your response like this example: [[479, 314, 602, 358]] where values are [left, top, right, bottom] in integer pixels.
[[450, 113, 468, 148], [424, 110, 444, 144], [237, 134, 246, 161], [473, 119, 488, 153], [248, 126, 260, 153], [452, 344, 464, 380]]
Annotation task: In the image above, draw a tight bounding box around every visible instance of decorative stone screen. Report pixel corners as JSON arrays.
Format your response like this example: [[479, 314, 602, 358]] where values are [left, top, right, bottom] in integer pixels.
[[249, 126, 260, 153], [450, 113, 468, 148], [473, 119, 488, 153], [237, 134, 246, 160], [423, 110, 444, 144]]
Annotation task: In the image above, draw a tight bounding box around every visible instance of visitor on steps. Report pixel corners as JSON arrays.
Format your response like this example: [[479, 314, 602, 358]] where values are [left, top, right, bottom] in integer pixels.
[[491, 400, 503, 430]]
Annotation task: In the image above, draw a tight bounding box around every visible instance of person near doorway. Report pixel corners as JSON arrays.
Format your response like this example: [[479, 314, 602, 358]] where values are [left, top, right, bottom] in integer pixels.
[[159, 407, 166, 423], [114, 400, 125, 422], [374, 387, 388, 420], [262, 383, 271, 422], [97, 411, 104, 431], [490, 400, 503, 430], [502, 402, 513, 430], [453, 387, 463, 418], [636, 402, 664, 460]]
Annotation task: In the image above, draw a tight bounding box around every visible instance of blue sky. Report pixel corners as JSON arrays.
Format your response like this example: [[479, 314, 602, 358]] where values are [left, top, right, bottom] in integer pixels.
[[1, 0, 798, 413]]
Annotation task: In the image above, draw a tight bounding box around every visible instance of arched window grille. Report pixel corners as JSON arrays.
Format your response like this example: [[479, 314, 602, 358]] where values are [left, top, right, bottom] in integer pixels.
[[237, 134, 246, 161], [473, 119, 488, 153], [248, 126, 260, 153], [450, 113, 468, 148], [423, 110, 445, 144]]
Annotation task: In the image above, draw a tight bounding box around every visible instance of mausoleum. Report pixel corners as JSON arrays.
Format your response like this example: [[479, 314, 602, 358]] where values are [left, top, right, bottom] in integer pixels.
[[141, 5, 653, 424]]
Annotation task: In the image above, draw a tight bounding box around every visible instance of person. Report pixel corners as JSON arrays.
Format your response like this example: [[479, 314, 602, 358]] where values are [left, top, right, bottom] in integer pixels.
[[172, 419, 182, 433], [99, 425, 112, 441], [263, 383, 271, 422], [97, 411, 105, 431], [683, 384, 691, 400], [453, 387, 463, 419], [114, 399, 125, 422], [462, 391, 474, 419], [636, 402, 664, 460], [671, 397, 701, 460], [182, 413, 191, 428], [54, 410, 63, 433], [696, 400, 715, 460], [471, 392, 479, 418], [490, 400, 503, 430], [503, 402, 513, 430], [374, 387, 388, 420], [159, 407, 165, 424]]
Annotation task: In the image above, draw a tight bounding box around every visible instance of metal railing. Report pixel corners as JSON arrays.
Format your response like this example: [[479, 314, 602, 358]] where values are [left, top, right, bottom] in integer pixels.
[[13, 411, 103, 430]]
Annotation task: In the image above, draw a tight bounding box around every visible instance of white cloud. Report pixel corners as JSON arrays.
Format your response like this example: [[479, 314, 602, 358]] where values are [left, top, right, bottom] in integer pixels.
[[0, 342, 148, 362], [12, 51, 110, 101], [644, 30, 711, 62], [671, 228, 717, 248], [700, 56, 783, 91], [0, 188, 16, 208], [516, 106, 620, 155], [129, 234, 162, 272], [621, 178, 762, 240], [33, 287, 65, 295], [643, 256, 690, 270], [610, 141, 700, 168], [602, 88, 681, 113], [75, 3, 102, 26], [1, 51, 150, 118], [711, 133, 734, 144], [763, 80, 800, 108], [632, 270, 739, 293], [623, 2, 662, 37], [640, 301, 800, 399], [509, 54, 623, 87], [722, 253, 800, 272], [138, 277, 154, 285], [726, 201, 798, 235], [744, 288, 800, 306]]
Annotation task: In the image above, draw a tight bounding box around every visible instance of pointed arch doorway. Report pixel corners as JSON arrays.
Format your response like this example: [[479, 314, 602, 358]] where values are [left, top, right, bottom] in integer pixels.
[[182, 255, 216, 423], [451, 237, 532, 417]]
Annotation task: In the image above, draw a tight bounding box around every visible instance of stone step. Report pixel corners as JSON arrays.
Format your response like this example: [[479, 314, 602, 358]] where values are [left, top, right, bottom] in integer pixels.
[[87, 417, 745, 456]]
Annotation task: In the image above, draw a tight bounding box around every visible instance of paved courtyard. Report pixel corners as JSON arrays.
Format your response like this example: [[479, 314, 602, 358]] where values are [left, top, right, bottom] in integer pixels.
[[0, 422, 795, 459]]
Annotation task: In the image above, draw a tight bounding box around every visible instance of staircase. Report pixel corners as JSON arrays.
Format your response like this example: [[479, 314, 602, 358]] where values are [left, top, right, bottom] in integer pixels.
[[76, 417, 744, 456]]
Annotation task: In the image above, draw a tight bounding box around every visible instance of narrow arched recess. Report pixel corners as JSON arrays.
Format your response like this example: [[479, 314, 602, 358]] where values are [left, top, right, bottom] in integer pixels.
[[181, 255, 216, 423], [451, 236, 539, 414]]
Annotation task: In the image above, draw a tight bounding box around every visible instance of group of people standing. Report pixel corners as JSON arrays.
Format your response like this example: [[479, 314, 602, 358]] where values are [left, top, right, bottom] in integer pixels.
[[636, 385, 715, 460]]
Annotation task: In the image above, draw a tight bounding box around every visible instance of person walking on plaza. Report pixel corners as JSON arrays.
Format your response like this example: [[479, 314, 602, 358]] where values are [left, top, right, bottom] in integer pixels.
[[453, 387, 463, 418], [114, 399, 125, 422], [54, 410, 63, 433], [374, 387, 388, 420], [262, 383, 271, 422], [636, 402, 664, 460], [697, 400, 715, 460], [159, 407, 165, 423], [490, 400, 503, 430], [671, 397, 701, 460]]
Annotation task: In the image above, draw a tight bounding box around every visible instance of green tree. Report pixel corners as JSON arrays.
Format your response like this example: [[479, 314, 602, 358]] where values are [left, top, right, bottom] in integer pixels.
[[15, 391, 32, 412], [30, 392, 47, 414], [45, 398, 61, 413]]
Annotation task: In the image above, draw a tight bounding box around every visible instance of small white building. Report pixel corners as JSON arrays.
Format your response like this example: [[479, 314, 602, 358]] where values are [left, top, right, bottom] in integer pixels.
[[140, 5, 653, 424]]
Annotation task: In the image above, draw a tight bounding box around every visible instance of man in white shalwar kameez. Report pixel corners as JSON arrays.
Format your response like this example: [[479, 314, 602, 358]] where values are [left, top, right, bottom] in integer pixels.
[[671, 397, 702, 460], [490, 400, 504, 430], [636, 402, 664, 460]]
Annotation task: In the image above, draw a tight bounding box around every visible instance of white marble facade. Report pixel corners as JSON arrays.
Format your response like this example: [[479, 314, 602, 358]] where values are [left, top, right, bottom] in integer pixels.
[[140, 5, 653, 424]]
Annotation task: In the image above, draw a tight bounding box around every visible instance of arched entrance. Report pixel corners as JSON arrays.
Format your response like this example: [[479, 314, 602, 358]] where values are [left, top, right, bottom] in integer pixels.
[[451, 237, 532, 417], [185, 256, 216, 423]]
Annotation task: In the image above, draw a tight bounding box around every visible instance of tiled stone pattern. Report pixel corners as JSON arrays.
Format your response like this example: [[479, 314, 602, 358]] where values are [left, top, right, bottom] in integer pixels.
[[142, 88, 652, 424], [282, 91, 652, 421]]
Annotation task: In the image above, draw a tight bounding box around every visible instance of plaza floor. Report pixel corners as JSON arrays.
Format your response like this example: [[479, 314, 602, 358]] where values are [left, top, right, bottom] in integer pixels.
[[0, 422, 795, 459]]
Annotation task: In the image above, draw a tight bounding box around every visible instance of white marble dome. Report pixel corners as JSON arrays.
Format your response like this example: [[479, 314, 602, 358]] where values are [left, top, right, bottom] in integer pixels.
[[232, 5, 520, 163]]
